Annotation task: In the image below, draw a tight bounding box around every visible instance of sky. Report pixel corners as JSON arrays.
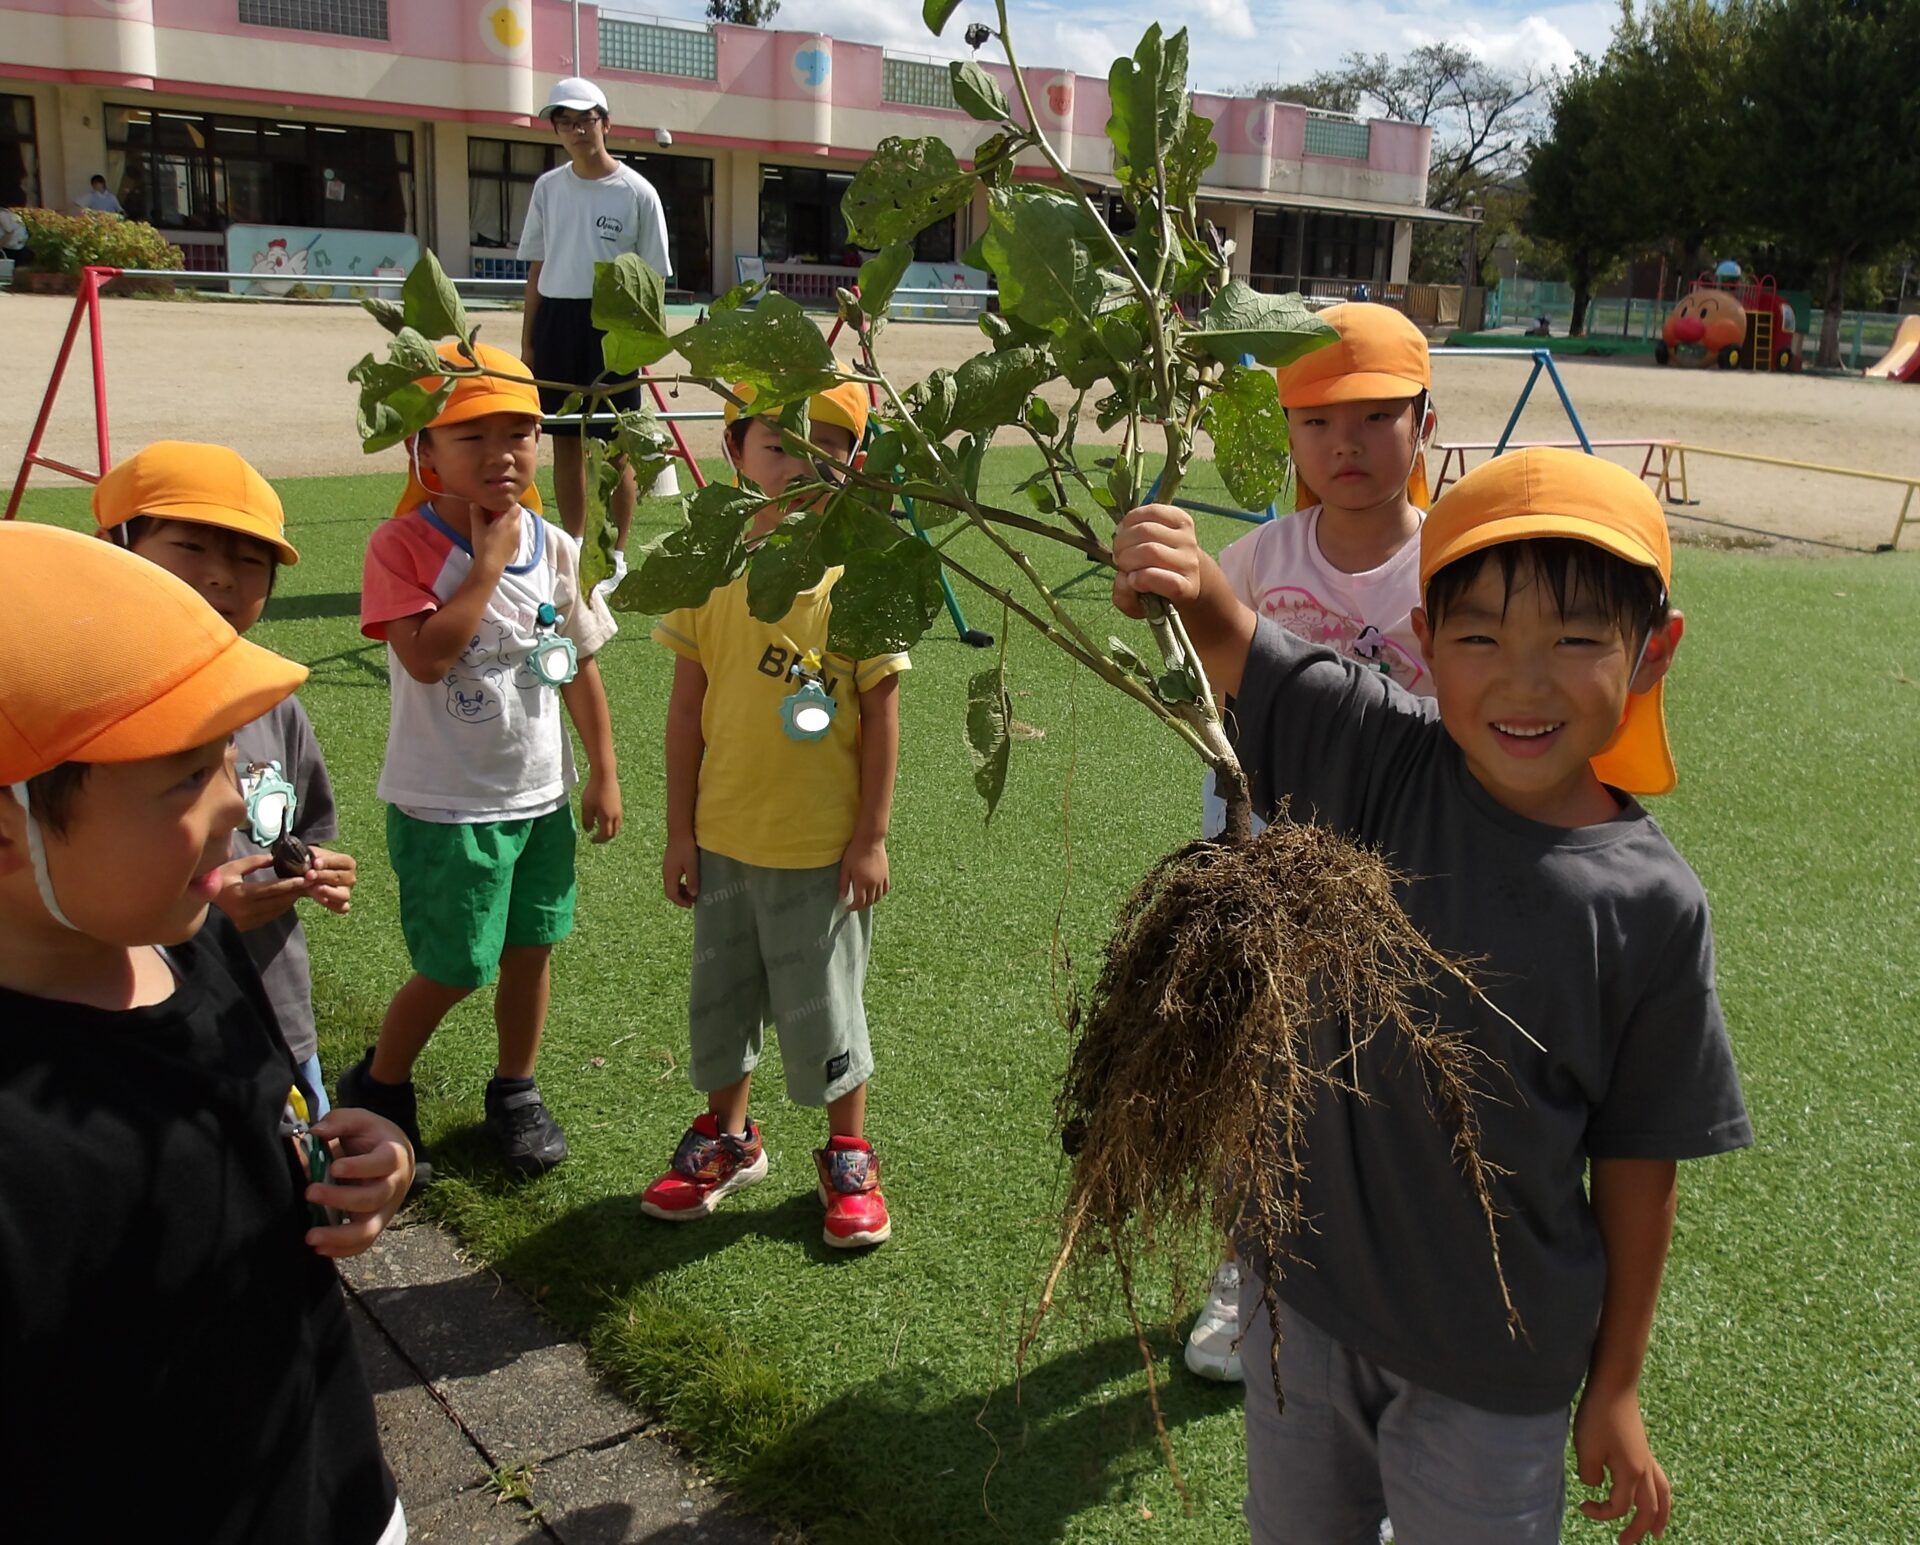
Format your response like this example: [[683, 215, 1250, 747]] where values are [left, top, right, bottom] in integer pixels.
[[620, 1, 1620, 95]]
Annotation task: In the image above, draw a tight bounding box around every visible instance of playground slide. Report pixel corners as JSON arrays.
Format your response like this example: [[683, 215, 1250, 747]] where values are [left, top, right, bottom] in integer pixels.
[[1865, 314, 1920, 380]]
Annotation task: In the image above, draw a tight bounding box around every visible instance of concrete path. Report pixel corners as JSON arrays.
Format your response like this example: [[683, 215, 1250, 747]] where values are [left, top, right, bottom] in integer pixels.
[[340, 1221, 778, 1545]]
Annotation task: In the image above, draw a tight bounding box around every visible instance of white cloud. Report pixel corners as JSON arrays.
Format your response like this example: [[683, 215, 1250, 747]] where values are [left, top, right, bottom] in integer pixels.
[[1405, 14, 1580, 76]]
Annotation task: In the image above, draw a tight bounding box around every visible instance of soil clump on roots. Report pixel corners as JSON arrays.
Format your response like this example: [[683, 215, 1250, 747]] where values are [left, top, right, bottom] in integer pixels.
[[1025, 813, 1518, 1497]]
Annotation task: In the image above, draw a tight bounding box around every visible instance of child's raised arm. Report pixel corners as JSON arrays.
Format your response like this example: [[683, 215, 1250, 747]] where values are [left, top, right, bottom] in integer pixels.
[[1112, 504, 1259, 701]]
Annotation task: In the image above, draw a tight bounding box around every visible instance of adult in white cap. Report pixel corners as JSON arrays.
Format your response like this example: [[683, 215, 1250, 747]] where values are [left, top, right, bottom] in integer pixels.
[[518, 76, 673, 577]]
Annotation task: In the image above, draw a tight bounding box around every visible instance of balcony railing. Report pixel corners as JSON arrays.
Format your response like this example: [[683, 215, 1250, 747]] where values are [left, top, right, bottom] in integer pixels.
[[598, 15, 717, 80], [238, 0, 388, 41]]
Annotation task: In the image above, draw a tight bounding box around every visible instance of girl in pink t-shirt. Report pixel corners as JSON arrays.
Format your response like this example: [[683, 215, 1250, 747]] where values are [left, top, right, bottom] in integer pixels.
[[1190, 302, 1439, 1385]]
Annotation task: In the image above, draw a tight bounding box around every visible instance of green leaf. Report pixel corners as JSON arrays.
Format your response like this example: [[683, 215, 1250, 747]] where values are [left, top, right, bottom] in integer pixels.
[[709, 280, 762, 315], [951, 60, 1011, 122], [578, 438, 622, 594], [592, 254, 673, 374], [1107, 635, 1156, 683], [922, 0, 963, 34], [355, 381, 450, 454], [388, 326, 445, 378], [943, 346, 1056, 438], [676, 292, 839, 407], [1106, 24, 1191, 193], [610, 484, 758, 615], [361, 295, 406, 335], [746, 510, 829, 624], [1187, 282, 1340, 368], [863, 429, 906, 481], [1165, 108, 1219, 211], [856, 242, 914, 317], [1203, 363, 1293, 510], [979, 191, 1097, 336], [842, 136, 974, 249], [1155, 667, 1200, 705], [400, 251, 470, 344], [611, 406, 674, 492], [1024, 397, 1061, 437], [965, 661, 1013, 820], [903, 368, 958, 442], [825, 529, 944, 658]]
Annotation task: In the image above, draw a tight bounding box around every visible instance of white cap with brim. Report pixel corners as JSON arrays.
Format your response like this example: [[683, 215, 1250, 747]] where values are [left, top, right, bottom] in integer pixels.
[[541, 77, 609, 119]]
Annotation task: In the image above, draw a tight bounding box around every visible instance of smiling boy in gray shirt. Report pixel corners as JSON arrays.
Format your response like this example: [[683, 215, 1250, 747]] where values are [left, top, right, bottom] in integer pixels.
[[1113, 448, 1750, 1545]]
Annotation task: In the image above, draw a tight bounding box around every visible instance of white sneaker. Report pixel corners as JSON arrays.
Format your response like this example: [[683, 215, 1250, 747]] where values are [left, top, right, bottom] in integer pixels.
[[1183, 1261, 1244, 1382]]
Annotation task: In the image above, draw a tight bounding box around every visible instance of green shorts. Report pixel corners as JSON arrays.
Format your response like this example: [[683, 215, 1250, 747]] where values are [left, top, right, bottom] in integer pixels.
[[688, 849, 872, 1107], [387, 804, 577, 989]]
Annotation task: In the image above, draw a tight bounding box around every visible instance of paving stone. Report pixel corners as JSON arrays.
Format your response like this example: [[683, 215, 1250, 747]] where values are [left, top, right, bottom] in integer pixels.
[[531, 1436, 776, 1545], [404, 1485, 552, 1544], [348, 1300, 490, 1504]]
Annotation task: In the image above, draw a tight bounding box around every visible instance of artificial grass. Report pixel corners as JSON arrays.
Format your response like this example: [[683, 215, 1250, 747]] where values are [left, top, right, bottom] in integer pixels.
[[17, 461, 1919, 1541]]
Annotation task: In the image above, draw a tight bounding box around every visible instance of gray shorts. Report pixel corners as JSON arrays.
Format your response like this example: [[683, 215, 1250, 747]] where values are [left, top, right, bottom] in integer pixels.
[[687, 849, 873, 1106], [1241, 1276, 1569, 1545]]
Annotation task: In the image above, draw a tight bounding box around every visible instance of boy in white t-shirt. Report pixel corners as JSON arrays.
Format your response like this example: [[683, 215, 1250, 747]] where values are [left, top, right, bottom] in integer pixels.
[[1189, 302, 1438, 1385], [518, 75, 673, 571], [339, 342, 621, 1184]]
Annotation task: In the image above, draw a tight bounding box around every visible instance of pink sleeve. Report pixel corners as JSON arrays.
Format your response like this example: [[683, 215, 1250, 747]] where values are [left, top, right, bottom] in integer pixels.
[[360, 518, 446, 641]]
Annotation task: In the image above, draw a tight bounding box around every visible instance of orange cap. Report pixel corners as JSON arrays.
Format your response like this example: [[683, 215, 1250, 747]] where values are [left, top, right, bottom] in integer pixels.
[[723, 377, 870, 446], [1421, 448, 1676, 795], [0, 523, 308, 783], [93, 441, 298, 565], [1278, 303, 1433, 511], [393, 340, 546, 518]]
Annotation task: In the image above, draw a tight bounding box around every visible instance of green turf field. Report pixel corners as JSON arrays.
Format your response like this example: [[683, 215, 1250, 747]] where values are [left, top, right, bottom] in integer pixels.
[[19, 458, 1919, 1542]]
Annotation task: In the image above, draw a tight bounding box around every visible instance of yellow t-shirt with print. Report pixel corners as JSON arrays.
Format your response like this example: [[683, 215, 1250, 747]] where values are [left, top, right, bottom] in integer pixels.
[[653, 569, 909, 869]]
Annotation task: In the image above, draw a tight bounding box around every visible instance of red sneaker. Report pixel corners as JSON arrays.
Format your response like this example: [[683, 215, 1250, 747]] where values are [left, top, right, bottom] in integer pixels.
[[641, 1114, 768, 1222], [815, 1136, 891, 1248]]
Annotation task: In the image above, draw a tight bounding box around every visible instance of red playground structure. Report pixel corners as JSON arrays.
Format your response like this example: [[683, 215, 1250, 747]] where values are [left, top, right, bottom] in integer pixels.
[[1656, 269, 1798, 372]]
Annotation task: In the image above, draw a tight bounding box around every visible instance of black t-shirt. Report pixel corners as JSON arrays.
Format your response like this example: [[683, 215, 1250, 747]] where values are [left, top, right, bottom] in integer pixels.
[[1231, 619, 1752, 1413], [0, 917, 396, 1543]]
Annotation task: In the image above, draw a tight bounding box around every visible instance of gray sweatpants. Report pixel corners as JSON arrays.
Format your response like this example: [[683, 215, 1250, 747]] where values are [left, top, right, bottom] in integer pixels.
[[1241, 1276, 1569, 1545]]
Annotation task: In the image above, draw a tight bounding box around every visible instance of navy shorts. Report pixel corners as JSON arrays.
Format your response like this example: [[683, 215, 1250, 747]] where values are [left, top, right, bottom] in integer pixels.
[[528, 296, 640, 439]]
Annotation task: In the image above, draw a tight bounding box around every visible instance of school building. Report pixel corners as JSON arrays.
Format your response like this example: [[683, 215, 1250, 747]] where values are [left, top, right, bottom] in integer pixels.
[[0, 0, 1476, 307]]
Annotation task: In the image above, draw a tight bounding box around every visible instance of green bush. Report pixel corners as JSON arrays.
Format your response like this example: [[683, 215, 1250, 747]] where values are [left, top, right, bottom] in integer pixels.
[[11, 207, 184, 276]]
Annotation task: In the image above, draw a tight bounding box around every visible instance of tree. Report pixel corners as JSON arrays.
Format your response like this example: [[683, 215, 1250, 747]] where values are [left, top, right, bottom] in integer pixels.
[[1523, 62, 1639, 335], [1253, 74, 1362, 113], [706, 0, 779, 23], [1745, 0, 1920, 368]]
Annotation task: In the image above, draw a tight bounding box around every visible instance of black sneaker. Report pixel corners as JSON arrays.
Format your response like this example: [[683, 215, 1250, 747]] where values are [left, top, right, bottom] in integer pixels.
[[484, 1078, 569, 1176], [336, 1048, 433, 1189]]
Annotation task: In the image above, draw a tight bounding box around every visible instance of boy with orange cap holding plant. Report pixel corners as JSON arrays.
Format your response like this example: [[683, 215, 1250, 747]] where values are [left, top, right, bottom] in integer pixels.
[[1114, 448, 1751, 1544], [1189, 301, 1440, 1384], [339, 341, 620, 1182], [92, 441, 357, 1117], [0, 524, 412, 1544], [642, 379, 907, 1249]]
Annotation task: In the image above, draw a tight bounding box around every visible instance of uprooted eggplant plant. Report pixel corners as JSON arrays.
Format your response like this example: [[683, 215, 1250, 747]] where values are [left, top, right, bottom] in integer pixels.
[[349, 0, 1521, 1496]]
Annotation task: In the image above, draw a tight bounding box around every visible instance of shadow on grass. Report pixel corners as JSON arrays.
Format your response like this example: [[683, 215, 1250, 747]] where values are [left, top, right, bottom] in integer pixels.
[[268, 589, 364, 622], [476, 1192, 1241, 1544]]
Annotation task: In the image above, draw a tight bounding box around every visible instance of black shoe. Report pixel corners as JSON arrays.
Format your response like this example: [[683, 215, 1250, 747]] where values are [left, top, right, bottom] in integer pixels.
[[484, 1078, 569, 1176], [336, 1048, 433, 1189]]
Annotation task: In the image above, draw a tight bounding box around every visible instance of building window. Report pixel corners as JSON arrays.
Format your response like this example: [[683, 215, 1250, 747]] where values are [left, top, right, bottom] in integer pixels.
[[1248, 209, 1392, 283], [1302, 113, 1371, 160], [107, 106, 414, 234], [598, 17, 717, 79], [1, 93, 39, 207], [882, 56, 957, 111], [469, 138, 557, 252], [758, 164, 857, 265], [615, 151, 713, 291], [238, 0, 388, 41]]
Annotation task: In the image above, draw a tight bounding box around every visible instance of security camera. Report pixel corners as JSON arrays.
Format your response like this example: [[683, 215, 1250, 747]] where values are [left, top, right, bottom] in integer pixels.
[[654, 127, 673, 148]]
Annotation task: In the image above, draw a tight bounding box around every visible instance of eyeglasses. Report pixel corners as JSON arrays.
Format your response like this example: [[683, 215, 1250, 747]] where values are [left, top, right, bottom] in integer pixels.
[[552, 112, 599, 134]]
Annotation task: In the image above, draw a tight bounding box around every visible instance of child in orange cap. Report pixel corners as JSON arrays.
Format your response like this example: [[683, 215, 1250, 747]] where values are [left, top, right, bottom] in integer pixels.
[[643, 379, 907, 1250], [1114, 448, 1749, 1544], [1189, 301, 1440, 1383], [341, 340, 621, 1183], [0, 524, 412, 1544], [94, 440, 357, 1120]]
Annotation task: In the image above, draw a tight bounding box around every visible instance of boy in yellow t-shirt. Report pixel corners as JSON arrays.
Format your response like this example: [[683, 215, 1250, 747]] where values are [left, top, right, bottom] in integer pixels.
[[644, 380, 907, 1249]]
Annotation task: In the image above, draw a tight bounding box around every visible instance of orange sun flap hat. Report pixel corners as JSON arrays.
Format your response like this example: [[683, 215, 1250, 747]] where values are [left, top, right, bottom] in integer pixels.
[[0, 523, 308, 784], [1420, 447, 1676, 795], [1275, 301, 1434, 511], [723, 378, 870, 447], [393, 339, 547, 519], [93, 441, 299, 565]]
